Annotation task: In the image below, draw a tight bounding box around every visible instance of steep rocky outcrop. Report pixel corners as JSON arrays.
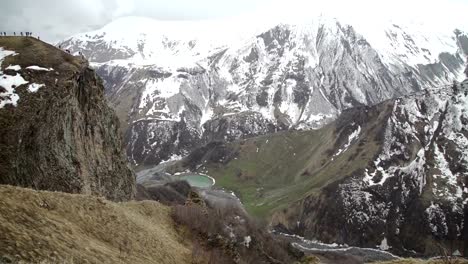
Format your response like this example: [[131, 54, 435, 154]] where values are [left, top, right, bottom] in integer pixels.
[[60, 17, 467, 167], [0, 37, 135, 201]]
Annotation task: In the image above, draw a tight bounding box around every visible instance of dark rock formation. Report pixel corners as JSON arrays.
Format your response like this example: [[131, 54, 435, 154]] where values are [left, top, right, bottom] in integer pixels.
[[0, 37, 135, 201]]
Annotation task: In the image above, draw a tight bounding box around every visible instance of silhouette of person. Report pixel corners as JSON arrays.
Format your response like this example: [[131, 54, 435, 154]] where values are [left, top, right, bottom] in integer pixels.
[[13, 32, 16, 36], [20, 32, 23, 36]]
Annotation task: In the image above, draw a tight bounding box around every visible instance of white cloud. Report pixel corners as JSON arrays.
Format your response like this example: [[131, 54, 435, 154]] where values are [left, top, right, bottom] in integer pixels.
[[114, 0, 135, 17], [256, 0, 468, 32], [0, 0, 467, 42]]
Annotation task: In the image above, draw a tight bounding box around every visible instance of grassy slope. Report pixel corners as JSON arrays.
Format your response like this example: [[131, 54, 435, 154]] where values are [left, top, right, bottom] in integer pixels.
[[0, 37, 82, 71], [0, 185, 191, 264], [182, 103, 392, 218]]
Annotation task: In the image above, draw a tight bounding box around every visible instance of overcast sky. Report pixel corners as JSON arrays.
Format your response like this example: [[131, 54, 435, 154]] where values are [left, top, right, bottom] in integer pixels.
[[1, 0, 468, 42]]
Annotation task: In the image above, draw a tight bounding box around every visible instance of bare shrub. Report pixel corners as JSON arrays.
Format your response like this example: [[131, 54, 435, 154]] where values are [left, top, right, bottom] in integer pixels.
[[172, 204, 222, 235], [171, 204, 295, 263]]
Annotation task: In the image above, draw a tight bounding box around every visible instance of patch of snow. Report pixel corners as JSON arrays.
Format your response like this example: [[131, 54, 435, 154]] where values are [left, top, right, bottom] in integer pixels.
[[0, 50, 26, 109], [0, 48, 17, 61], [138, 77, 181, 110], [379, 237, 390, 251], [5, 65, 21, 71], [334, 125, 361, 156], [0, 73, 28, 108], [432, 144, 463, 200], [425, 202, 448, 236], [159, 154, 183, 164], [243, 236, 251, 248], [278, 79, 305, 124], [307, 113, 333, 122], [200, 106, 213, 126], [27, 83, 45, 93], [26, 65, 53, 71]]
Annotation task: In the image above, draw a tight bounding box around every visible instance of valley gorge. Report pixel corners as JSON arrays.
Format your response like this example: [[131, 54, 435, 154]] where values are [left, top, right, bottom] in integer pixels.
[[0, 11, 468, 263]]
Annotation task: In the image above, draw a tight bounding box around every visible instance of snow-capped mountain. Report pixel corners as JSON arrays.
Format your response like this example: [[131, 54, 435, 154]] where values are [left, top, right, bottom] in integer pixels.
[[60, 16, 468, 166]]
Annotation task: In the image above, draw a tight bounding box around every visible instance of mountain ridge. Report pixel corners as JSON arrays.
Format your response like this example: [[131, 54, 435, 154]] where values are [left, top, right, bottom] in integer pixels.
[[60, 16, 468, 167]]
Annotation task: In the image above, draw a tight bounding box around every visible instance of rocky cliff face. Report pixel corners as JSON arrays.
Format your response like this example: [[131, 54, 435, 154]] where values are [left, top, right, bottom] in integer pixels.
[[60, 17, 468, 166], [0, 37, 135, 201], [273, 81, 468, 255]]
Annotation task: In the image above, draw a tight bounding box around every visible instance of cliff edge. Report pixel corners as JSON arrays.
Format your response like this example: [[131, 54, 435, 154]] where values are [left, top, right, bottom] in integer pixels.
[[0, 37, 135, 201]]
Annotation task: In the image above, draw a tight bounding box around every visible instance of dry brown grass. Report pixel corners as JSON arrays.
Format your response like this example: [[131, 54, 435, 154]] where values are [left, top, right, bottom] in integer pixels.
[[0, 185, 192, 264], [171, 204, 295, 264]]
